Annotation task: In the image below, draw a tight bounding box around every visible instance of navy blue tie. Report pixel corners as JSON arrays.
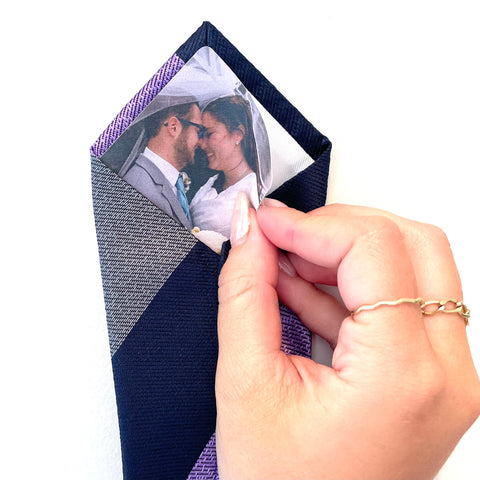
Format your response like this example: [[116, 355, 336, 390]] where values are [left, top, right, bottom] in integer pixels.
[[91, 21, 330, 480]]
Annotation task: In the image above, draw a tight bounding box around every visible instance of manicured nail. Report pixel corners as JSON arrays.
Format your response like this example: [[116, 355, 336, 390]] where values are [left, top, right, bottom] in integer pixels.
[[230, 192, 251, 247], [278, 253, 297, 277], [260, 197, 288, 208]]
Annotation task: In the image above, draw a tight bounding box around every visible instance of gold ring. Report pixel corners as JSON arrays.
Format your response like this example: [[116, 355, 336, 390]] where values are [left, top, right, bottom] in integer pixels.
[[351, 297, 470, 325]]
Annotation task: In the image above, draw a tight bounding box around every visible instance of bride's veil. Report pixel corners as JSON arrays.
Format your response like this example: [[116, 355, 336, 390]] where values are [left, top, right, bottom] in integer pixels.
[[100, 47, 272, 202]]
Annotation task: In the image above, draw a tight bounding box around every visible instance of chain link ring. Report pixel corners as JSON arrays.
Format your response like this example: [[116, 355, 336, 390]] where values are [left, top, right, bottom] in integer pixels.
[[352, 298, 470, 325], [421, 299, 471, 324]]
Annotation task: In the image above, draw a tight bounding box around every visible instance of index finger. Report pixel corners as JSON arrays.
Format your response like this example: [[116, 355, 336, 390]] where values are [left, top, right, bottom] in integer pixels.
[[257, 204, 419, 313], [298, 204, 470, 357]]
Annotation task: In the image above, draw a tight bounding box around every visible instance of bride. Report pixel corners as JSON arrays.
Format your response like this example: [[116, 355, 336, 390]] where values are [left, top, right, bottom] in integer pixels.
[[190, 96, 260, 241]]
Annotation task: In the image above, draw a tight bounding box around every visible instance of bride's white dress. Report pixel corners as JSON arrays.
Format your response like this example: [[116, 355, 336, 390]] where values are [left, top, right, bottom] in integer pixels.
[[190, 172, 259, 240]]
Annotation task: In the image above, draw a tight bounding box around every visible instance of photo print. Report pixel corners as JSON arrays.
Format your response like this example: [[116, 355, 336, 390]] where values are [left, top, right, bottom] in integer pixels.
[[101, 47, 314, 252]]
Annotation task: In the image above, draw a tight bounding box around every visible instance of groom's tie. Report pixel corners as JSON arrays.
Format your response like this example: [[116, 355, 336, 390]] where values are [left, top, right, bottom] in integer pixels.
[[176, 173, 191, 223], [91, 21, 331, 480]]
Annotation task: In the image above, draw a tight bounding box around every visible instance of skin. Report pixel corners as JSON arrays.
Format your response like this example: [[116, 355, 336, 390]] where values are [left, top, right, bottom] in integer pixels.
[[216, 197, 480, 480], [199, 112, 253, 190], [147, 104, 203, 171]]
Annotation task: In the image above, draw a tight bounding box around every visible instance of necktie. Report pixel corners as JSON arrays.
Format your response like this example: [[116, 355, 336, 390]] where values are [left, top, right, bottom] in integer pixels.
[[91, 21, 330, 480], [176, 173, 192, 223]]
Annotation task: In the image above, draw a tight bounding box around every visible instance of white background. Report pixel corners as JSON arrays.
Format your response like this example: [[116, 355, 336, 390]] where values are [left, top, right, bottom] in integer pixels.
[[1, 1, 479, 478]]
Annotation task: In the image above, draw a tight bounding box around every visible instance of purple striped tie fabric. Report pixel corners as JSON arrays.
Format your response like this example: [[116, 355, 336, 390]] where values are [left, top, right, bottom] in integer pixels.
[[91, 21, 330, 480]]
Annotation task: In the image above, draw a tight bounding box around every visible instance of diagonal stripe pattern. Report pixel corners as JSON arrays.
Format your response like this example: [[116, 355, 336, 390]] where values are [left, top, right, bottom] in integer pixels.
[[92, 155, 197, 355]]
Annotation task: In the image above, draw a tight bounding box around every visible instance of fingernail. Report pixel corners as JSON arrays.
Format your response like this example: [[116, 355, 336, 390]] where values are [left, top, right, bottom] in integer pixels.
[[230, 192, 251, 247], [260, 197, 288, 208], [278, 253, 297, 277]]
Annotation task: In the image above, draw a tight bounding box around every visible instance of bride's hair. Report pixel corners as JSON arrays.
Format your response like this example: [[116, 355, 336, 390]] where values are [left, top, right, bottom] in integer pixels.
[[203, 96, 258, 173]]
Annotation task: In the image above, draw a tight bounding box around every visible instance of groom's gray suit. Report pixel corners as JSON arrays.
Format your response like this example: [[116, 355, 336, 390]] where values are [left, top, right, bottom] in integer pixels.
[[123, 154, 192, 230]]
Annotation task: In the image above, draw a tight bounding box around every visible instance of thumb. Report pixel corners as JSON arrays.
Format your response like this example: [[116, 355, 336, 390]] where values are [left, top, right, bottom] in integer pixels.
[[217, 193, 282, 373]]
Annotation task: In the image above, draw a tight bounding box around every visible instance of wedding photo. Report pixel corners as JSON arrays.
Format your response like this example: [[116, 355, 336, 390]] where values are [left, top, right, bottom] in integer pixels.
[[100, 47, 272, 246], [5, 5, 479, 480]]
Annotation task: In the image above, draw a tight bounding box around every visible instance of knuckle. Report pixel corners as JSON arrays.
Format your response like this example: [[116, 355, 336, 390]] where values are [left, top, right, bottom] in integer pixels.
[[403, 362, 480, 429], [218, 269, 260, 306], [419, 222, 450, 247], [419, 363, 447, 400], [358, 215, 405, 254], [219, 258, 256, 296], [401, 361, 447, 412], [364, 215, 403, 241]]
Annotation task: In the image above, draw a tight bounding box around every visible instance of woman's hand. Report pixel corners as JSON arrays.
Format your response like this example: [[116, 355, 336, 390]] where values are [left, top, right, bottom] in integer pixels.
[[215, 196, 479, 480]]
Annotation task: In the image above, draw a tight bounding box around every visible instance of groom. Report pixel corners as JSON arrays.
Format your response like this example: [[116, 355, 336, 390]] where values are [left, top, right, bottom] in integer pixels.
[[123, 102, 204, 230]]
